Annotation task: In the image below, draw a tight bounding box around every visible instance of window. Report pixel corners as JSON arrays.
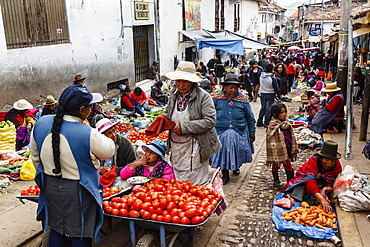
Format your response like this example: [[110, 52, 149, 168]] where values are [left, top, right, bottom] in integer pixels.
[[0, 0, 69, 49], [234, 3, 240, 32], [215, 0, 224, 31]]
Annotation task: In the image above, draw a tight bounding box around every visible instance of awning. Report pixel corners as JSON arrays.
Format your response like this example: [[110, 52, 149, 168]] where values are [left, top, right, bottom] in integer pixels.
[[203, 29, 267, 50], [180, 30, 215, 40], [353, 26, 370, 37], [195, 38, 244, 55]]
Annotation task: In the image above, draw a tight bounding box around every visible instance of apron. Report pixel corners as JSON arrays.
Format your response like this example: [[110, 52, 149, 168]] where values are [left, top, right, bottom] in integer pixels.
[[170, 102, 209, 185]]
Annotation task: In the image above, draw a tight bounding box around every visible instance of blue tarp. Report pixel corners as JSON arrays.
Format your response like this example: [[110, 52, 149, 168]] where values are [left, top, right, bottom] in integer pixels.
[[195, 38, 244, 55], [272, 193, 338, 240]]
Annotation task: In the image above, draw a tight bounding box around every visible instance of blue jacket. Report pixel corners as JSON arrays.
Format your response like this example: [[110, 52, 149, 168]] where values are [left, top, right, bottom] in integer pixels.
[[33, 115, 104, 243], [213, 93, 256, 136], [247, 66, 264, 84]]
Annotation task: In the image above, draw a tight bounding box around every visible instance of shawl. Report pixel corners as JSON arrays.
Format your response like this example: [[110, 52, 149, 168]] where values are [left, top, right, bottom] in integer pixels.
[[135, 161, 167, 178], [266, 117, 299, 164], [283, 154, 342, 192], [174, 87, 193, 111], [213, 91, 249, 108]]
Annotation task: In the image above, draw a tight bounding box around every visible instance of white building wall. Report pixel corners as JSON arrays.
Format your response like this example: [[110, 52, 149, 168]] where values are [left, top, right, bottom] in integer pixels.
[[0, 0, 158, 106], [240, 0, 259, 40]]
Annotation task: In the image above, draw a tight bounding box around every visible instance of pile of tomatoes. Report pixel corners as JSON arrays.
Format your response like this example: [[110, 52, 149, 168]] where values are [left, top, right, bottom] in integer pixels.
[[103, 186, 121, 199], [102, 178, 221, 225], [125, 131, 168, 144], [20, 185, 40, 196], [115, 123, 136, 135]]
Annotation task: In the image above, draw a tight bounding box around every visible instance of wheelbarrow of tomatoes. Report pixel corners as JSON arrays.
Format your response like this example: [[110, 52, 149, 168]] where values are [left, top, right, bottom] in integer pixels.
[[103, 177, 223, 247]]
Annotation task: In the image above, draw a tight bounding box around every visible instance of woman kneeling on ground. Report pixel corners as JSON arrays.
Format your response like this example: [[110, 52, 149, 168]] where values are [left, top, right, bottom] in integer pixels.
[[282, 140, 342, 212]]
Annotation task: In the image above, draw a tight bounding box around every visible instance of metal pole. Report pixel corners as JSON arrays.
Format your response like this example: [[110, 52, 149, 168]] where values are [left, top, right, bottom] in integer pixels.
[[321, 0, 324, 50], [337, 0, 350, 96], [345, 19, 353, 160]]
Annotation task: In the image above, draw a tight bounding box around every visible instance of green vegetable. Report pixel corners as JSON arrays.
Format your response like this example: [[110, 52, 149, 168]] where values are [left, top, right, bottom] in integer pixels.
[[0, 167, 13, 174]]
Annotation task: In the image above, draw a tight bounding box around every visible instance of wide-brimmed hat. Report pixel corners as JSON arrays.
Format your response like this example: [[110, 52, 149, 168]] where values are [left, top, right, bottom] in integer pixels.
[[165, 61, 202, 83], [221, 74, 240, 85], [321, 82, 341, 93], [59, 84, 104, 112], [316, 140, 341, 159], [43, 95, 58, 106], [13, 99, 33, 111], [74, 74, 86, 82], [142, 139, 167, 161], [96, 118, 118, 134]]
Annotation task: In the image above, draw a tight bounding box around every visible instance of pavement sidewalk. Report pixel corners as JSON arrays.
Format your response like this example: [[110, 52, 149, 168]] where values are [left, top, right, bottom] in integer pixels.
[[324, 104, 370, 247]]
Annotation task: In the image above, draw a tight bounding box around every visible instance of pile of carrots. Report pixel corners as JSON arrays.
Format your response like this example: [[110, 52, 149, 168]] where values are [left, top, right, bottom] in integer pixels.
[[281, 201, 337, 231]]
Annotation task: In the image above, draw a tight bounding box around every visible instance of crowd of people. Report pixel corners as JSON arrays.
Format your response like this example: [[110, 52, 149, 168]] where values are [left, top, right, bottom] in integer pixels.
[[3, 46, 364, 246]]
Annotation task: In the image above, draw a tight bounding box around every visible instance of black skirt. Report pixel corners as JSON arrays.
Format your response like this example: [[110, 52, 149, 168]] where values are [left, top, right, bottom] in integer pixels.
[[44, 175, 98, 238]]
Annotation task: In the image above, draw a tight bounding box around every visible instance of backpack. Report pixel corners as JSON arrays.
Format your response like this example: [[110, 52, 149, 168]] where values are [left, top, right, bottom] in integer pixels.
[[363, 140, 370, 160]]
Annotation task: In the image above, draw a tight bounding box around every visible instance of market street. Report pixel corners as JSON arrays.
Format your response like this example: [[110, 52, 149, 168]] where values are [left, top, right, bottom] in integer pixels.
[[3, 88, 367, 247]]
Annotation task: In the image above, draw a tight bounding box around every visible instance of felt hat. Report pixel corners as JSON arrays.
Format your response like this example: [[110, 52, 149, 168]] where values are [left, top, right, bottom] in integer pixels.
[[59, 84, 103, 112], [96, 118, 118, 134], [165, 61, 202, 83], [74, 74, 86, 82], [321, 82, 341, 93], [13, 99, 33, 111], [316, 140, 341, 159], [43, 95, 58, 106], [221, 74, 240, 85], [142, 139, 167, 161]]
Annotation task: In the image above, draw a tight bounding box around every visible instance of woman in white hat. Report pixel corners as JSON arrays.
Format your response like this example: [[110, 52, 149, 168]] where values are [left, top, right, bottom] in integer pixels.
[[309, 82, 345, 134], [164, 61, 221, 185], [5, 99, 36, 150], [41, 95, 58, 117]]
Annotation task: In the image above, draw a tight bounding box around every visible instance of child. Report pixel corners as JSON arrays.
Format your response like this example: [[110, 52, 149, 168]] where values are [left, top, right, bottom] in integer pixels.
[[120, 139, 175, 181], [266, 103, 299, 188]]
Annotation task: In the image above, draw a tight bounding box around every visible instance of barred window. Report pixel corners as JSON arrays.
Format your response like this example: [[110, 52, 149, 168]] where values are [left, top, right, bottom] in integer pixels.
[[0, 0, 69, 49]]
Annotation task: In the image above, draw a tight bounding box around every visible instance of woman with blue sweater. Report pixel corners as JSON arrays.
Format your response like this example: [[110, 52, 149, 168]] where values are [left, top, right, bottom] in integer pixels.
[[211, 74, 256, 184]]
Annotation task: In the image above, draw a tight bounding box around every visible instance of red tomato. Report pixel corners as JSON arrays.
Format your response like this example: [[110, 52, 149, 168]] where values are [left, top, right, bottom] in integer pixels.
[[164, 215, 172, 223], [197, 207, 204, 216], [111, 202, 121, 209], [136, 192, 146, 201], [104, 207, 112, 214], [166, 202, 177, 212], [162, 210, 169, 216], [152, 200, 160, 209], [129, 210, 139, 218], [151, 213, 158, 221], [170, 178, 176, 184], [141, 202, 151, 211], [190, 188, 198, 195], [103, 192, 109, 198], [157, 215, 164, 222], [144, 196, 152, 203], [159, 198, 168, 208], [141, 210, 151, 220], [170, 208, 179, 217], [121, 203, 129, 210], [155, 207, 163, 215], [185, 208, 198, 218], [172, 189, 182, 196], [180, 217, 191, 225], [183, 184, 190, 192], [166, 194, 173, 202], [154, 184, 164, 191], [200, 200, 210, 208], [151, 192, 159, 200], [133, 201, 142, 210], [171, 216, 181, 224], [111, 197, 120, 203], [111, 208, 120, 216], [202, 211, 209, 218], [127, 197, 135, 206], [148, 206, 155, 215], [179, 211, 186, 218], [119, 209, 129, 217], [102, 201, 110, 208], [191, 216, 203, 225]]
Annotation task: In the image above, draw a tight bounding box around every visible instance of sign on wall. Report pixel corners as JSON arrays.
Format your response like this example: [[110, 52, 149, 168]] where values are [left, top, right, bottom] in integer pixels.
[[185, 0, 201, 31], [134, 1, 149, 20], [309, 28, 322, 36]]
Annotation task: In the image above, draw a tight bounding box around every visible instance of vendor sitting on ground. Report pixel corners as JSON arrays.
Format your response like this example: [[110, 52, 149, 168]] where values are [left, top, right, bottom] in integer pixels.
[[130, 87, 151, 111], [309, 83, 344, 135], [150, 81, 168, 107], [119, 84, 145, 117], [282, 140, 342, 212], [95, 118, 137, 176], [41, 95, 58, 117], [311, 75, 325, 94], [305, 90, 321, 123], [119, 139, 175, 181], [5, 99, 36, 150], [87, 102, 114, 127]]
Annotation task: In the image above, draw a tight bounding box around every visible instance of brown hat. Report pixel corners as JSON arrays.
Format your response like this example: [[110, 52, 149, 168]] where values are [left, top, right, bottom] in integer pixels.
[[43, 95, 58, 106], [74, 75, 86, 83], [316, 140, 341, 159]]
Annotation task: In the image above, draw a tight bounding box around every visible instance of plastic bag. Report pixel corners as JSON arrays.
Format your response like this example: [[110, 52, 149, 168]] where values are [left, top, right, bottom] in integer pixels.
[[0, 126, 16, 151], [333, 165, 357, 197], [274, 194, 295, 209], [100, 166, 118, 188], [338, 189, 370, 211], [20, 159, 36, 180]]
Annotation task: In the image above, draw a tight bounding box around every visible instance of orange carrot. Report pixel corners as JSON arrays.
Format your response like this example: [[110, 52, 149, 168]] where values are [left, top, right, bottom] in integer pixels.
[[315, 223, 328, 230]]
